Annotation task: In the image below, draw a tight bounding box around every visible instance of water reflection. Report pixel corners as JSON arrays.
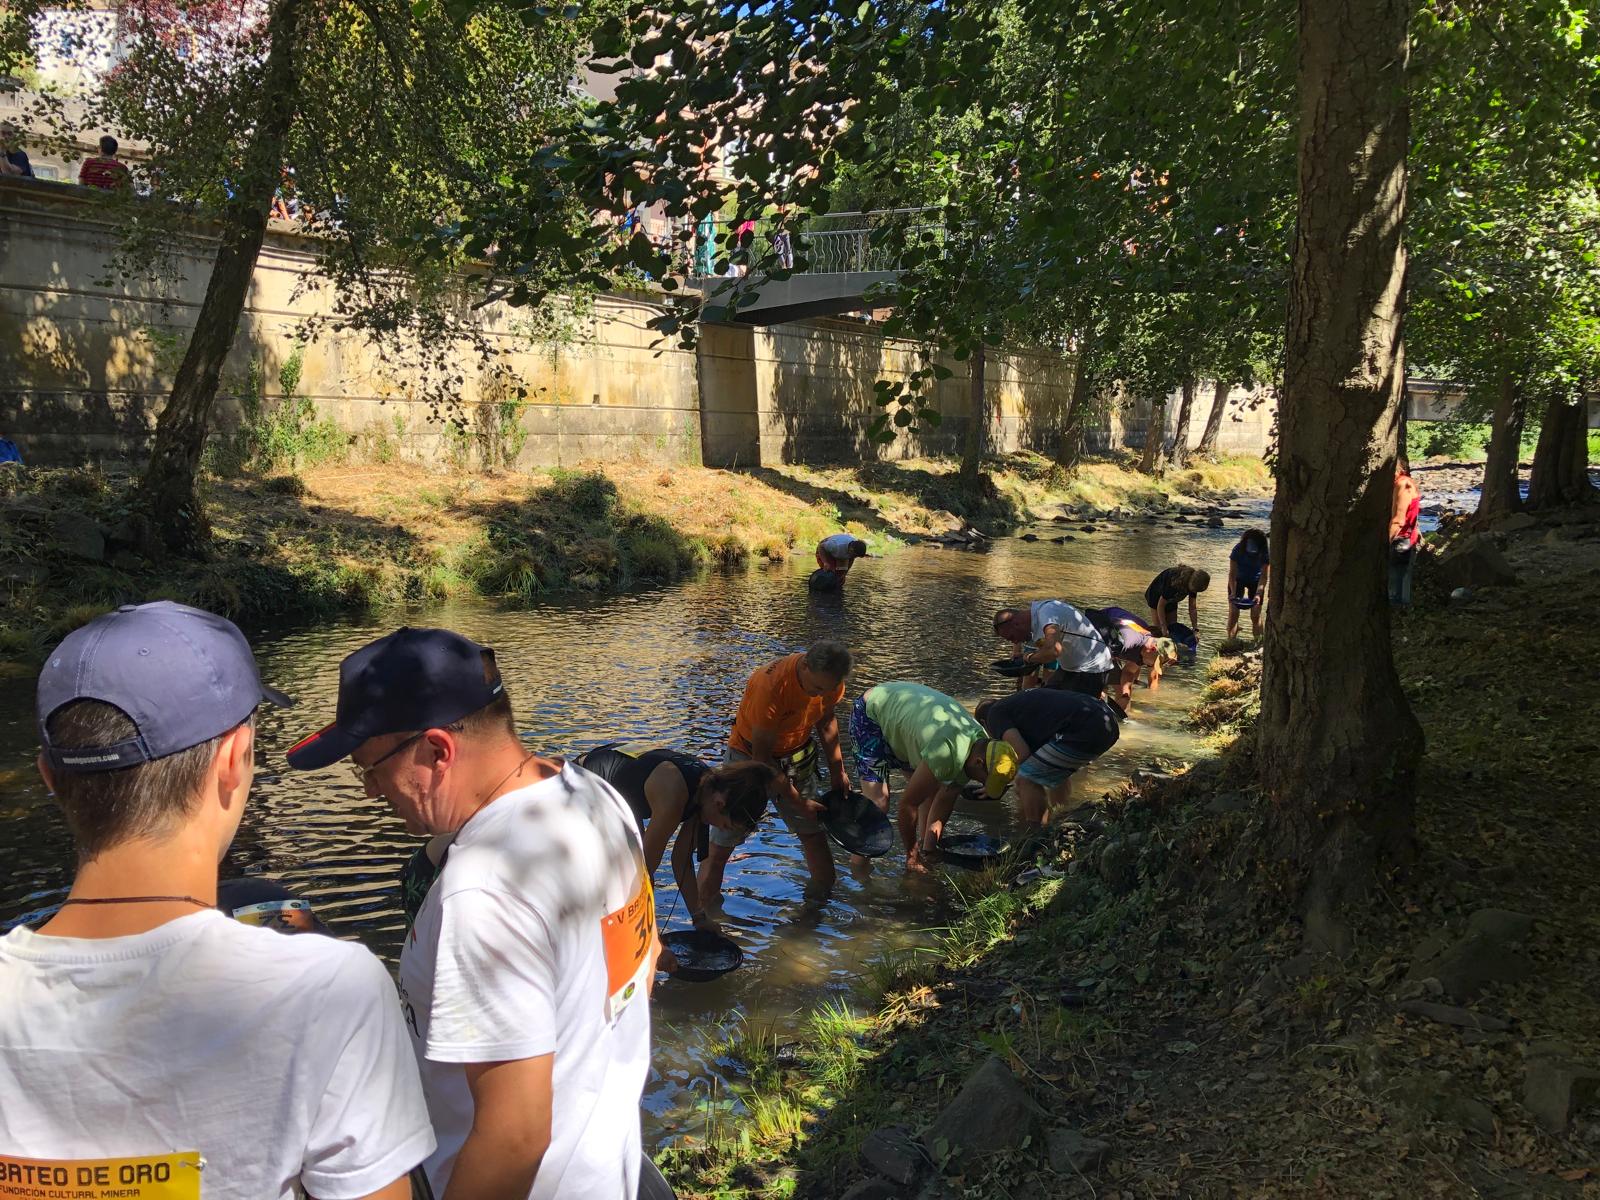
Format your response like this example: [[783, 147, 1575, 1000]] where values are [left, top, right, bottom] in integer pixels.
[[0, 499, 1267, 1146]]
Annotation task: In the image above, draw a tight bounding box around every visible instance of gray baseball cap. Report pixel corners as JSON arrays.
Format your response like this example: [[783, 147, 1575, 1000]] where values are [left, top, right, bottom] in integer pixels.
[[37, 601, 292, 772]]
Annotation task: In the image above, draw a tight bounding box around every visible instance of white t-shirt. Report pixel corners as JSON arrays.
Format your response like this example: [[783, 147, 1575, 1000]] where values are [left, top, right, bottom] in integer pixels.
[[0, 910, 434, 1200], [818, 533, 859, 558], [1030, 599, 1115, 673], [399, 764, 653, 1200]]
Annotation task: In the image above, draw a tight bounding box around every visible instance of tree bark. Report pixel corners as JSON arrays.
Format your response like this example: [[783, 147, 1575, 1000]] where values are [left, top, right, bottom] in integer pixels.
[[1258, 0, 1423, 919], [1056, 342, 1095, 469], [1474, 367, 1526, 521], [1527, 390, 1596, 509], [1168, 376, 1197, 468], [960, 341, 988, 486], [1196, 378, 1230, 457], [1137, 390, 1168, 474], [135, 0, 306, 555]]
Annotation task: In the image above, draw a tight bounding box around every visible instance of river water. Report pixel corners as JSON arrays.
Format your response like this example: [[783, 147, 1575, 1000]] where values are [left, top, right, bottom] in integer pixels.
[[0, 498, 1267, 1148]]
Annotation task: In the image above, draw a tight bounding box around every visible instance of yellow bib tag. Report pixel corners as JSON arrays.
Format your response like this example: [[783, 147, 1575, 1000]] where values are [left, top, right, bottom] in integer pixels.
[[0, 1152, 202, 1200]]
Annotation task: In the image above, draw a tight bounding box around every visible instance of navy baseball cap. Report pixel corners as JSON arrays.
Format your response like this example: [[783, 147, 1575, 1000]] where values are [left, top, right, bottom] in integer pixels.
[[37, 601, 292, 773], [285, 628, 502, 770]]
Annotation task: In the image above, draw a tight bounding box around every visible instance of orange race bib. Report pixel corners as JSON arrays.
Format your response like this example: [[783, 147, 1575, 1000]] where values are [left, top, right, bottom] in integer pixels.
[[0, 1152, 202, 1200], [599, 876, 656, 1022]]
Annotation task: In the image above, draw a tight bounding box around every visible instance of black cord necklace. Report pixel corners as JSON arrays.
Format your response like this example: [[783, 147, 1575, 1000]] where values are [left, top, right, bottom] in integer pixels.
[[59, 895, 212, 908]]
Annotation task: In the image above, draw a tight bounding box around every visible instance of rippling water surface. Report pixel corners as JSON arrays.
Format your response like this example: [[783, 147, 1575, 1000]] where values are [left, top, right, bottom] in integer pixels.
[[0, 500, 1267, 1147]]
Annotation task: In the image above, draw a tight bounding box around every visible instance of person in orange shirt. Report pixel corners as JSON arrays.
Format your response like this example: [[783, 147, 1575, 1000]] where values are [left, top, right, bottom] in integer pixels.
[[698, 641, 853, 906]]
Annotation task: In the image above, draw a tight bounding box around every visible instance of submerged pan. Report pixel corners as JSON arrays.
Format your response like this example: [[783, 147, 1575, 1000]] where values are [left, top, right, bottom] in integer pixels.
[[935, 833, 1005, 870], [807, 568, 842, 592], [661, 928, 744, 982], [217, 876, 332, 935], [991, 657, 1035, 678], [819, 787, 895, 857]]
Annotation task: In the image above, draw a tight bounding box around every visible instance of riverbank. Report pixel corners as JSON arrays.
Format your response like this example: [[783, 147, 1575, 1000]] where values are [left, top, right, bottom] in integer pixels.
[[658, 500, 1600, 1199], [0, 452, 1268, 667]]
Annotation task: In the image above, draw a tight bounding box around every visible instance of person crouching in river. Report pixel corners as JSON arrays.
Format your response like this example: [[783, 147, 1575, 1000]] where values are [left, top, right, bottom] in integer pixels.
[[1087, 607, 1178, 715], [579, 744, 779, 962], [993, 600, 1116, 697], [851, 681, 1019, 874], [1145, 564, 1209, 638], [699, 641, 853, 907], [816, 533, 870, 582], [976, 689, 1121, 828], [1226, 528, 1270, 640]]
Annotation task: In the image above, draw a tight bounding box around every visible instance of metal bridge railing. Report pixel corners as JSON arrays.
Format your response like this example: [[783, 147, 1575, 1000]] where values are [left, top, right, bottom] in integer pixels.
[[646, 206, 944, 279]]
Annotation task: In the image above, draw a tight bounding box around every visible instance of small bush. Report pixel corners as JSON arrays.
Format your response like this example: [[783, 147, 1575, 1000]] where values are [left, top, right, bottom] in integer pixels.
[[262, 474, 307, 498]]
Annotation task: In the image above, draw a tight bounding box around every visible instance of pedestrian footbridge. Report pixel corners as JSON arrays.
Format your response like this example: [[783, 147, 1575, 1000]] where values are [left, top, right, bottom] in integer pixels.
[[697, 208, 938, 325]]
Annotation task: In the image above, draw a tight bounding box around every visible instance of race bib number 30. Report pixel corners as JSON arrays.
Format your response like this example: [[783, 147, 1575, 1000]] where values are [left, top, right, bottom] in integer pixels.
[[599, 878, 656, 1023], [0, 1152, 201, 1200]]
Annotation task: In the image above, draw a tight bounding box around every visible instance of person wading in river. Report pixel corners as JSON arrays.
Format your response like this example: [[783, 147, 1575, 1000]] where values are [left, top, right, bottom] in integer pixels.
[[815, 532, 871, 582], [1, 602, 434, 1200], [578, 744, 780, 964], [699, 642, 853, 907], [1086, 606, 1178, 715], [1226, 529, 1270, 640], [993, 600, 1116, 697], [286, 627, 654, 1200], [851, 681, 1019, 874], [1144, 564, 1210, 638], [976, 688, 1121, 827]]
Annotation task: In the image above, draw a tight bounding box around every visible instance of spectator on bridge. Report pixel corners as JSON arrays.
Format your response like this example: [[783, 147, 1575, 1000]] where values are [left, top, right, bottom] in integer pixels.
[[695, 213, 717, 276], [773, 205, 794, 270], [734, 217, 756, 276], [78, 136, 132, 190], [0, 123, 34, 178]]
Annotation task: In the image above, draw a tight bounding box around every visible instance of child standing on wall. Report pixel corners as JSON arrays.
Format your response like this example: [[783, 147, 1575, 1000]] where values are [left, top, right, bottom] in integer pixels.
[[1226, 529, 1270, 640]]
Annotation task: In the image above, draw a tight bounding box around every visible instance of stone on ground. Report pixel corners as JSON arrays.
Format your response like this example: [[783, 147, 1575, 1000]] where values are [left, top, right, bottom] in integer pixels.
[[1046, 1128, 1110, 1175], [1524, 1054, 1600, 1133], [1436, 535, 1520, 589], [1398, 999, 1510, 1032], [840, 1177, 905, 1200], [1407, 907, 1536, 1001], [922, 1056, 1039, 1158], [860, 1126, 924, 1186]]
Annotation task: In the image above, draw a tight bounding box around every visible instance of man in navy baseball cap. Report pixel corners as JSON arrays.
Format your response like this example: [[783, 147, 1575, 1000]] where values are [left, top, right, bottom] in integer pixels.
[[285, 627, 504, 772]]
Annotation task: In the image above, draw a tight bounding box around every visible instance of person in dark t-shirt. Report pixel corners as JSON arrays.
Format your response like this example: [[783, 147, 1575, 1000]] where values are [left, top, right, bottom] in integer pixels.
[[1144, 564, 1209, 637], [975, 690, 1120, 827], [1226, 529, 1270, 639], [1, 122, 34, 178]]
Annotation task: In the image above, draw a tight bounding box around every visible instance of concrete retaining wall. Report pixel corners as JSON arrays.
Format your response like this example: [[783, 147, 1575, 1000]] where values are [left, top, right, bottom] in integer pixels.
[[0, 179, 1274, 470]]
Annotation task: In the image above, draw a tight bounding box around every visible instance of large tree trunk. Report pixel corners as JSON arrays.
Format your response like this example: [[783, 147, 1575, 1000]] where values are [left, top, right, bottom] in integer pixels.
[[1258, 0, 1423, 922], [1474, 367, 1527, 521], [1056, 342, 1095, 469], [1527, 390, 1596, 509], [136, 0, 306, 555], [1137, 391, 1168, 474], [960, 341, 988, 486], [1195, 378, 1230, 457], [1168, 376, 1197, 468]]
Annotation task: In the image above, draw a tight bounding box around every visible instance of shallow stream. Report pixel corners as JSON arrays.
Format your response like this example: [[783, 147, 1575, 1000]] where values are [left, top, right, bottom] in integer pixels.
[[0, 496, 1268, 1148]]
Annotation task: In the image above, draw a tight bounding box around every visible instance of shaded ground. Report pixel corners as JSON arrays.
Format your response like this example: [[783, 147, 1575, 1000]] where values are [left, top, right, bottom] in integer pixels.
[[659, 502, 1600, 1200]]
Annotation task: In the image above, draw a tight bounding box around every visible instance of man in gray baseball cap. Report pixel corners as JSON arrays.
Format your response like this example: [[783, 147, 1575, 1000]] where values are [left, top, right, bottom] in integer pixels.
[[0, 601, 435, 1198]]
